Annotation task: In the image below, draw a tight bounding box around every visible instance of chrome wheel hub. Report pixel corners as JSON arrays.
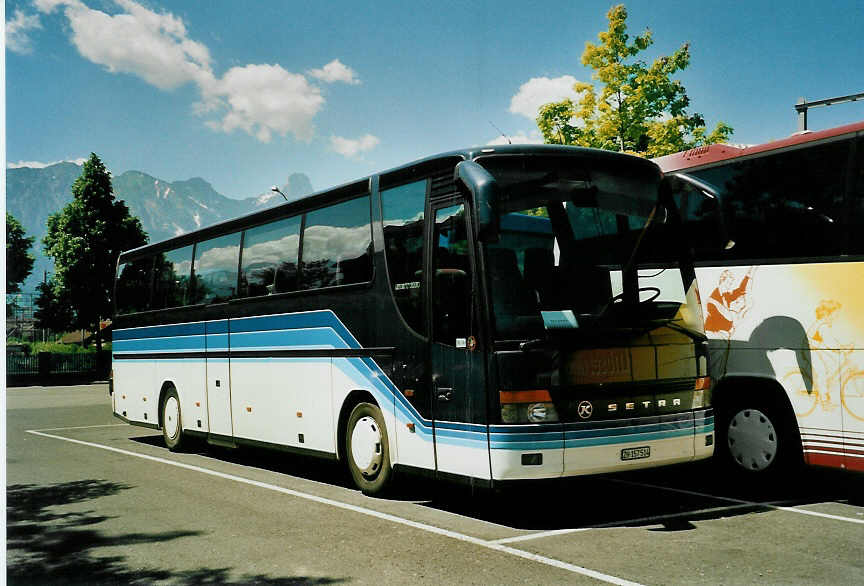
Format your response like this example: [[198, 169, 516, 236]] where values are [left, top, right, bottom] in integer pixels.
[[164, 396, 180, 439], [351, 416, 382, 477]]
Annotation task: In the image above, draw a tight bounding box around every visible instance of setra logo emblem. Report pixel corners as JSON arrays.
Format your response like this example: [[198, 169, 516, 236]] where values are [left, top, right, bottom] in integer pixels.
[[577, 400, 594, 419]]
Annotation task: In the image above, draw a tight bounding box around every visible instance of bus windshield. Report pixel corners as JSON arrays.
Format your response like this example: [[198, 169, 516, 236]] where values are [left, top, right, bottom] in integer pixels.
[[478, 155, 688, 342]]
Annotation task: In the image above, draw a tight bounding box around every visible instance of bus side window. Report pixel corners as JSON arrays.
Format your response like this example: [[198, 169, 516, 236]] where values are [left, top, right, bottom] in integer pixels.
[[191, 233, 241, 304], [240, 216, 301, 297], [116, 256, 154, 314], [299, 196, 373, 290], [152, 245, 194, 309], [381, 180, 427, 335], [691, 140, 850, 261], [432, 204, 473, 346], [849, 136, 864, 255], [672, 183, 724, 260]]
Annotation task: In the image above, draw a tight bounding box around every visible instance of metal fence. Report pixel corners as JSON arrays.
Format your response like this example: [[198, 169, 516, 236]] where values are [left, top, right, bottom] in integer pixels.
[[6, 351, 111, 384], [6, 353, 39, 375]]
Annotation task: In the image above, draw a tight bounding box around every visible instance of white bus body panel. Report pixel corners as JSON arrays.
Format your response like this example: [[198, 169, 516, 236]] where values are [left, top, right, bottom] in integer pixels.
[[114, 359, 156, 423], [695, 262, 864, 471], [230, 357, 333, 452]]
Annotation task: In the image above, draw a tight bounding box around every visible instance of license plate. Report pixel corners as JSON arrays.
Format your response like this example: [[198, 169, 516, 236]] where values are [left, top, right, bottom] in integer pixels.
[[621, 446, 651, 461]]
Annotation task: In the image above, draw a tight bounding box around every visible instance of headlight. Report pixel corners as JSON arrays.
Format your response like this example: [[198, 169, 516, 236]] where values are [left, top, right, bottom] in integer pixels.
[[499, 390, 559, 424], [527, 402, 559, 423]]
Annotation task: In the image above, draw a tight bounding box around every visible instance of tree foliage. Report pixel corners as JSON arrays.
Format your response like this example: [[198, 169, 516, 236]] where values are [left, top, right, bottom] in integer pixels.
[[43, 153, 148, 349], [6, 212, 35, 293], [33, 279, 75, 334], [536, 5, 733, 157]]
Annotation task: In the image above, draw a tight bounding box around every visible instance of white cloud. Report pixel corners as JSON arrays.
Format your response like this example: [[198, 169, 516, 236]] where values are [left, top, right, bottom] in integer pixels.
[[35, 0, 362, 144], [330, 134, 380, 158], [37, 0, 212, 90], [206, 65, 324, 142], [7, 158, 87, 169], [308, 59, 360, 85], [486, 130, 544, 146], [509, 75, 582, 119], [6, 9, 43, 54]]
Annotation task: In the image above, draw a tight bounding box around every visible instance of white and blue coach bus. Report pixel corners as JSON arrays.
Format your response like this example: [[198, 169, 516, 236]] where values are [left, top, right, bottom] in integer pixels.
[[111, 146, 716, 494]]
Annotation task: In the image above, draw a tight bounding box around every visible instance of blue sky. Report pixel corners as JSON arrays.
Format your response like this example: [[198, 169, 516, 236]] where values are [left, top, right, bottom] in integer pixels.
[[6, 0, 864, 199]]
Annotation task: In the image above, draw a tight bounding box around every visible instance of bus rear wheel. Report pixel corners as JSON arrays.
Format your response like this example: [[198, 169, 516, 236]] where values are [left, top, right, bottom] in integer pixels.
[[345, 402, 393, 496], [161, 387, 186, 452], [717, 392, 801, 478]]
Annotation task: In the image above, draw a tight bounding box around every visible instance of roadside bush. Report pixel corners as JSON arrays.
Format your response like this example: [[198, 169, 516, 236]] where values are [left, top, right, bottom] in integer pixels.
[[19, 342, 112, 354]]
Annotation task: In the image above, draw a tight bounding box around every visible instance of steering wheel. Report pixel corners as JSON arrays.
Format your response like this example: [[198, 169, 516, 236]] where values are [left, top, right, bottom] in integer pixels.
[[611, 286, 662, 304]]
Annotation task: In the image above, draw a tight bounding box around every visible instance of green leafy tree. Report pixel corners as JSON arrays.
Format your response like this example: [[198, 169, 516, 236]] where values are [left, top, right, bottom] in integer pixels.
[[43, 153, 148, 350], [33, 278, 74, 335], [537, 4, 733, 157], [6, 212, 35, 293]]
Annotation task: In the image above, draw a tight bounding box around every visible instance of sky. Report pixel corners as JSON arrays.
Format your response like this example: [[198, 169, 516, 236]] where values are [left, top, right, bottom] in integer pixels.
[[5, 0, 864, 199]]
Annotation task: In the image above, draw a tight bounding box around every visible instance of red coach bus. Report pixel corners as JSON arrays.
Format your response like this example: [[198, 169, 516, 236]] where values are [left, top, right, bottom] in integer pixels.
[[655, 121, 864, 475]]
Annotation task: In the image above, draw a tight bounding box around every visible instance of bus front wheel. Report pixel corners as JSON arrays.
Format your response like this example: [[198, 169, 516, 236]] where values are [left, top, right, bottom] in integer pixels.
[[345, 402, 393, 495], [161, 387, 185, 452], [717, 392, 801, 478]]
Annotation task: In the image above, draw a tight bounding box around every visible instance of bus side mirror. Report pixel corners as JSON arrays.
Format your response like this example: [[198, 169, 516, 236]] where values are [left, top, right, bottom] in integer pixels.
[[455, 161, 500, 243], [664, 172, 734, 253]]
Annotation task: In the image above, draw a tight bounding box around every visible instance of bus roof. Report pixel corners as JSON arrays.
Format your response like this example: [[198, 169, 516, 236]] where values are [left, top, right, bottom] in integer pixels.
[[653, 120, 864, 173], [119, 144, 656, 261]]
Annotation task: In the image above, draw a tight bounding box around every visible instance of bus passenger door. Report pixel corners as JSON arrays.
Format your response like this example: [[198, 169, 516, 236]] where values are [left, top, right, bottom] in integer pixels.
[[428, 201, 491, 482], [205, 314, 234, 443]]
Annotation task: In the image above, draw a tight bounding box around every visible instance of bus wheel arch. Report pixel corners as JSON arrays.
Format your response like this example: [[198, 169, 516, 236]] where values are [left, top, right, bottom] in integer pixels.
[[339, 391, 393, 495], [713, 376, 803, 476], [337, 390, 378, 462]]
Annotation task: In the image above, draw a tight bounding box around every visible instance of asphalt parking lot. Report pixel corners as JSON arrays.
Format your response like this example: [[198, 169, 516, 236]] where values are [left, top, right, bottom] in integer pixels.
[[7, 384, 864, 584]]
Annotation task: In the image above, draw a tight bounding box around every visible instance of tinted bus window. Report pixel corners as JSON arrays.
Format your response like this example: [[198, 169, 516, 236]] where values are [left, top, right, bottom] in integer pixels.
[[191, 233, 241, 304], [300, 196, 373, 290], [152, 245, 194, 309], [240, 216, 302, 297], [116, 257, 153, 314], [850, 136, 864, 255], [690, 140, 850, 261], [381, 180, 426, 334]]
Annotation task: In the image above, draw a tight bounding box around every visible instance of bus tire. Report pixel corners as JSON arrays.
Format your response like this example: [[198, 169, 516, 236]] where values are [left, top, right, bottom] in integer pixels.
[[716, 390, 801, 478], [345, 402, 393, 496], [161, 387, 185, 452]]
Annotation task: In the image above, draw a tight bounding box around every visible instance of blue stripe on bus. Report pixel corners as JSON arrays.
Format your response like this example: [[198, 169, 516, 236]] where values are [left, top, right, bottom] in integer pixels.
[[114, 335, 206, 352], [115, 310, 706, 449], [230, 328, 345, 349], [114, 322, 205, 340]]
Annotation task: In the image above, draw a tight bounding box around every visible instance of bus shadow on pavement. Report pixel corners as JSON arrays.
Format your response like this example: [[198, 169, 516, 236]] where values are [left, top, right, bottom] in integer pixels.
[[130, 434, 437, 502], [129, 435, 859, 529], [421, 462, 858, 531], [6, 479, 347, 585]]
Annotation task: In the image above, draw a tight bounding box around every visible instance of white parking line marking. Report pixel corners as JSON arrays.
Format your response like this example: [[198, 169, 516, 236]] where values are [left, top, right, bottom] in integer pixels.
[[31, 423, 128, 432], [27, 429, 643, 586], [492, 501, 785, 544], [493, 528, 593, 544], [609, 478, 864, 526]]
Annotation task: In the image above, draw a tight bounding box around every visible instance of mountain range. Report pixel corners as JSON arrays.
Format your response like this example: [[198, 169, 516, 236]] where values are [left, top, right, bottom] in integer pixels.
[[6, 163, 313, 292]]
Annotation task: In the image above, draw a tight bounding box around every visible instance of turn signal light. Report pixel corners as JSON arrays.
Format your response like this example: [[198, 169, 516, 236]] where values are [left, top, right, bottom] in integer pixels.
[[499, 389, 552, 404], [694, 377, 711, 390]]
